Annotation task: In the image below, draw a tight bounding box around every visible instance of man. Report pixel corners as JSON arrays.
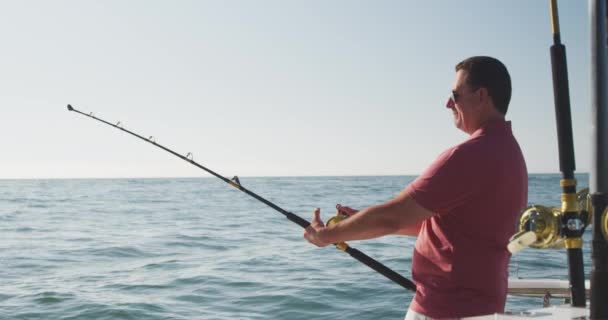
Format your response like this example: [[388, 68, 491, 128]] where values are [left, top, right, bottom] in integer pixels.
[[304, 56, 528, 319]]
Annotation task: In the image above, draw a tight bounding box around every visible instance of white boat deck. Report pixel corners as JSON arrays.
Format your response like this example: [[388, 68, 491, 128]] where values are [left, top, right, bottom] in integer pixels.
[[467, 305, 588, 319], [460, 279, 591, 319]]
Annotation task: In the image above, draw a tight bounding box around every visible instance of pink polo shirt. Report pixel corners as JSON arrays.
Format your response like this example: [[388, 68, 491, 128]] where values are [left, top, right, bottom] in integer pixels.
[[405, 120, 528, 318]]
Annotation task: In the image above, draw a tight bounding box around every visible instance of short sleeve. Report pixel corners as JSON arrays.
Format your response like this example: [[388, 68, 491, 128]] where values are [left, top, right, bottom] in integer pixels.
[[405, 145, 489, 215]]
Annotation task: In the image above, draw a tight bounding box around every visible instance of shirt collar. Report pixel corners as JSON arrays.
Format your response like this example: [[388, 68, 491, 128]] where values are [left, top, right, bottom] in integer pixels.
[[471, 119, 511, 137]]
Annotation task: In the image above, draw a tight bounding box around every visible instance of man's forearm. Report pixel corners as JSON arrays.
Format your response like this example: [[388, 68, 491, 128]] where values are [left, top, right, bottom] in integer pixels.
[[320, 203, 404, 243], [318, 193, 430, 243]]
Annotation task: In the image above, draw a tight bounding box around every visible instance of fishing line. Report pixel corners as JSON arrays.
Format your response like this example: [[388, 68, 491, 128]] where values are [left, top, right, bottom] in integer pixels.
[[67, 104, 416, 292]]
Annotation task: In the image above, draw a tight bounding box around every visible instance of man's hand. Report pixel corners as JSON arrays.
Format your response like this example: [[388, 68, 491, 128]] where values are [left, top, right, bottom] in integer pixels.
[[303, 208, 331, 247], [336, 204, 358, 216]]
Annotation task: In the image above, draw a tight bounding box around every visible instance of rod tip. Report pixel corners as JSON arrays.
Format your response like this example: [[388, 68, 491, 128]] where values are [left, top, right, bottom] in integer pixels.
[[67, 104, 74, 111]]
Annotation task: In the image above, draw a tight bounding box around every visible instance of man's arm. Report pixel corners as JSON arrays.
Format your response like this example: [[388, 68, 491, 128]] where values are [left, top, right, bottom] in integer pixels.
[[394, 221, 423, 236], [304, 190, 434, 246]]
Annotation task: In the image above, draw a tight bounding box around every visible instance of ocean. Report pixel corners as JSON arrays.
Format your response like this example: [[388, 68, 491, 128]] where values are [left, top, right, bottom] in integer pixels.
[[0, 174, 592, 319]]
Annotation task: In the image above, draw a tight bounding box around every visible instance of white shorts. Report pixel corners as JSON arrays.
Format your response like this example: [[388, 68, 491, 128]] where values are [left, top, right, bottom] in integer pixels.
[[404, 309, 461, 320]]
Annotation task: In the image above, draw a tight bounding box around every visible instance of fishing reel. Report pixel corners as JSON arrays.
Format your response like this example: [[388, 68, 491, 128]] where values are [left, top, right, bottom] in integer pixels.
[[603, 206, 608, 241], [326, 208, 350, 251], [326, 212, 348, 227], [508, 188, 591, 253]]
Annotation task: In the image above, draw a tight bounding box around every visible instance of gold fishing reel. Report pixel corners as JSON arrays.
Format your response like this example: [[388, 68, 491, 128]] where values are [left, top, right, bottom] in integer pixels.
[[603, 208, 608, 241], [326, 210, 349, 251], [515, 205, 564, 249], [508, 188, 591, 253]]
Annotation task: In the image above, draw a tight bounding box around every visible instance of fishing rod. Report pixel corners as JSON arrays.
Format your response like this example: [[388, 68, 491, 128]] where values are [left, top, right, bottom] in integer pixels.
[[548, 0, 586, 307], [504, 1, 594, 307], [66, 104, 417, 292]]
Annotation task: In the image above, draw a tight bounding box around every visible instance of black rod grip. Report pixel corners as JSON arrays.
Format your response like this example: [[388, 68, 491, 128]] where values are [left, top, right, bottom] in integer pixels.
[[550, 44, 576, 176], [567, 248, 587, 307], [345, 247, 416, 291]]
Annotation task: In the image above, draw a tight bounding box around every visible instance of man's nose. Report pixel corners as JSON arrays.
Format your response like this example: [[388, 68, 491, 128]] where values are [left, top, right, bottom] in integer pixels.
[[446, 97, 455, 108]]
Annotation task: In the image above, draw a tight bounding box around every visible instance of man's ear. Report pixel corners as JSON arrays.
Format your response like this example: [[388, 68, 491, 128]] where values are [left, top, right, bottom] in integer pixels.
[[477, 87, 491, 106]]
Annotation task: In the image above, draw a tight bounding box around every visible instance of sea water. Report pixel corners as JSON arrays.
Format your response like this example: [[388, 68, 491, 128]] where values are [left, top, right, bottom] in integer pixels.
[[0, 174, 591, 319]]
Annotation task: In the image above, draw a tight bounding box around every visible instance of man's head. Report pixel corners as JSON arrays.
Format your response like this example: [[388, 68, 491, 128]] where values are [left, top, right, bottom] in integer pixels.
[[446, 56, 511, 134]]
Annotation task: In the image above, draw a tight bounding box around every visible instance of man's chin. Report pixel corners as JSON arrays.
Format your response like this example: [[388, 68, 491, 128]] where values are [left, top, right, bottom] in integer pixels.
[[453, 119, 465, 131], [453, 117, 461, 128]]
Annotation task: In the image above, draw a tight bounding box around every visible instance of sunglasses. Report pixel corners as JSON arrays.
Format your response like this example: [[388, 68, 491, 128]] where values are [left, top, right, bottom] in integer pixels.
[[446, 91, 459, 108], [446, 87, 480, 108]]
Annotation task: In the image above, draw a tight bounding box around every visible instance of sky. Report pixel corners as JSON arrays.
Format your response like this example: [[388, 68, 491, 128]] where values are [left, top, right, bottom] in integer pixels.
[[0, 1, 592, 179]]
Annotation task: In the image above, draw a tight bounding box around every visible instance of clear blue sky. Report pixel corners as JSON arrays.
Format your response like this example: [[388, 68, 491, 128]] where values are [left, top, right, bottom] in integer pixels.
[[1, 1, 591, 179]]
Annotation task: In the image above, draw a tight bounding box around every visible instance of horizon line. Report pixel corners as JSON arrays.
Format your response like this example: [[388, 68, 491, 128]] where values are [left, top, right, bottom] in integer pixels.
[[0, 172, 591, 181]]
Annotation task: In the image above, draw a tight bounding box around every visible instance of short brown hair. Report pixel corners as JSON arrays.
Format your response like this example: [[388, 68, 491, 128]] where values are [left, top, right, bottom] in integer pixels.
[[456, 56, 512, 115]]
